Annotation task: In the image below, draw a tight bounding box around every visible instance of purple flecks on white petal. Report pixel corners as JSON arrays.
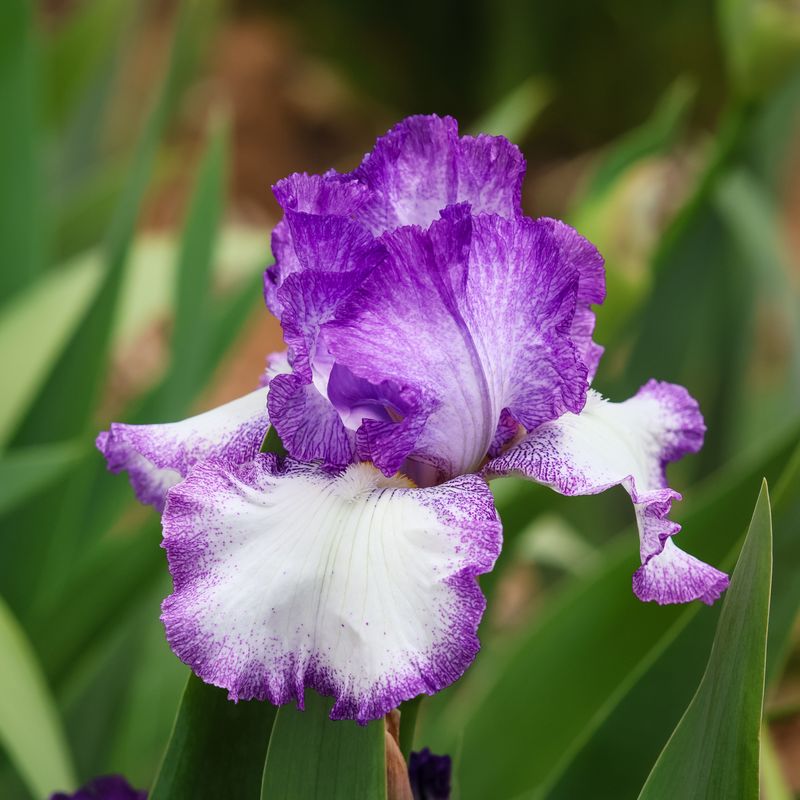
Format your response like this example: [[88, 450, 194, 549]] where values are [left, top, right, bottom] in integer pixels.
[[485, 381, 728, 605], [160, 458, 502, 723], [96, 387, 270, 511]]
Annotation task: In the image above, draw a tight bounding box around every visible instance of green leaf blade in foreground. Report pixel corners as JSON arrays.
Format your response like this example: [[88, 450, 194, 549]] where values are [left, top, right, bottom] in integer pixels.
[[150, 674, 277, 800], [0, 594, 76, 798], [261, 690, 386, 800], [638, 480, 772, 800]]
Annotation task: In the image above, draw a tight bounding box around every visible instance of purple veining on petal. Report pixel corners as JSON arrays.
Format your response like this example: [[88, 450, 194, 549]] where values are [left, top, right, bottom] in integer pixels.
[[50, 775, 147, 800], [488, 408, 524, 459], [352, 114, 525, 234], [485, 380, 728, 605], [161, 457, 501, 724], [323, 206, 588, 480], [265, 212, 387, 464], [267, 372, 354, 465], [265, 172, 372, 315], [537, 217, 606, 380], [96, 388, 270, 511]]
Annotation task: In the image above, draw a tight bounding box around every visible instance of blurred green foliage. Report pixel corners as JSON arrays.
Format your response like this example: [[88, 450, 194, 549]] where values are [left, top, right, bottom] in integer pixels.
[[0, 0, 798, 797]]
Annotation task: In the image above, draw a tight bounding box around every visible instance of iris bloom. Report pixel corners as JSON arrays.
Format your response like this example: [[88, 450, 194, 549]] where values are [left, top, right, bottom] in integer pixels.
[[50, 775, 147, 800], [97, 115, 728, 723]]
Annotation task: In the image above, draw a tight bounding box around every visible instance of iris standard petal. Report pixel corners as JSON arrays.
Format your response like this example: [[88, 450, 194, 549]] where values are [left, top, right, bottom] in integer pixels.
[[266, 172, 372, 315], [353, 114, 525, 234], [96, 387, 269, 511], [485, 381, 729, 605], [161, 457, 501, 723]]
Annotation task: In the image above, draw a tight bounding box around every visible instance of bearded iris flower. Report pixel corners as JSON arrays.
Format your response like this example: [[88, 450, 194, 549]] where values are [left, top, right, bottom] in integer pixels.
[[97, 115, 728, 723]]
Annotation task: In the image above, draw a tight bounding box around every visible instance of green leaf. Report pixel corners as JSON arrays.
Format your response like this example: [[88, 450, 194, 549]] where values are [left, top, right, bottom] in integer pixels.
[[31, 523, 164, 687], [399, 696, 423, 760], [719, 0, 800, 100], [540, 438, 800, 800], [157, 117, 229, 418], [579, 77, 695, 203], [637, 480, 772, 800], [0, 0, 42, 301], [43, 0, 135, 131], [103, 583, 189, 789], [713, 169, 800, 422], [261, 424, 287, 456], [0, 594, 76, 798], [419, 421, 797, 800], [0, 441, 85, 515], [0, 255, 103, 448], [468, 76, 550, 142], [13, 4, 191, 446], [150, 674, 276, 800], [261, 690, 386, 800]]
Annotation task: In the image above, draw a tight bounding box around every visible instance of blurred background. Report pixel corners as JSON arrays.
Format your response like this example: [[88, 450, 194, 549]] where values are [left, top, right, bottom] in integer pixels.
[[1, 0, 799, 797]]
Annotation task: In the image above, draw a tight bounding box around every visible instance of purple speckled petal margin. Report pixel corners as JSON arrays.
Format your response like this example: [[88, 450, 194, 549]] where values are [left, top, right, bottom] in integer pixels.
[[161, 457, 502, 723], [96, 388, 269, 511], [485, 380, 729, 605]]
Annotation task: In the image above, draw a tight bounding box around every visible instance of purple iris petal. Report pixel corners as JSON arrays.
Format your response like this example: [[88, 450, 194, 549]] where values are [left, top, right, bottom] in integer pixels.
[[267, 372, 355, 465], [265, 115, 526, 311], [353, 114, 525, 233], [264, 115, 606, 483], [408, 748, 452, 800], [539, 217, 606, 380], [322, 206, 590, 480], [96, 388, 270, 511], [486, 381, 729, 605], [161, 457, 501, 723], [266, 172, 372, 315], [50, 775, 146, 800]]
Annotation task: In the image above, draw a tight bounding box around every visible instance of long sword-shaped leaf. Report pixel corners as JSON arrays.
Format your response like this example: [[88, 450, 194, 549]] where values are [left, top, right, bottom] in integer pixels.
[[540, 440, 799, 799], [0, 256, 102, 449], [12, 4, 190, 447], [261, 691, 386, 800], [149, 674, 276, 800], [0, 0, 42, 301], [0, 441, 85, 515], [43, 0, 134, 132], [637, 481, 772, 800], [157, 117, 228, 418], [0, 595, 76, 798]]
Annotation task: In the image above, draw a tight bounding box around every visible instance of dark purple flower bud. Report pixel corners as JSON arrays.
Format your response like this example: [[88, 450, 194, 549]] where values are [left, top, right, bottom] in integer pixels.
[[50, 774, 147, 800], [408, 748, 451, 800]]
